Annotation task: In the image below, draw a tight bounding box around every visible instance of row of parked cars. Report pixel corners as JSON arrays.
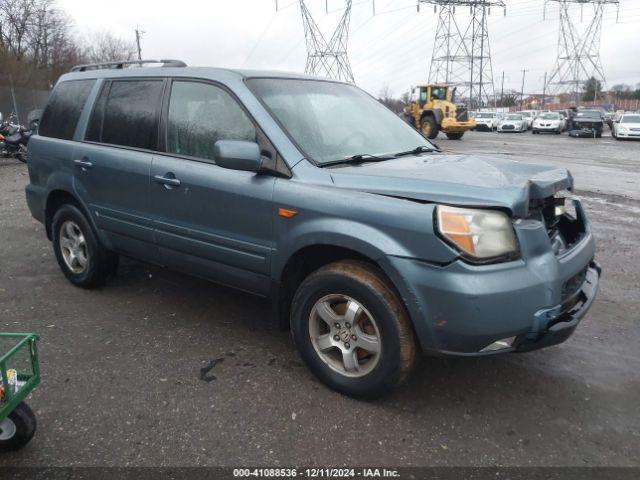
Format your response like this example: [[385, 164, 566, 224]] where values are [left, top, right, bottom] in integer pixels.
[[472, 110, 566, 134], [470, 109, 640, 140]]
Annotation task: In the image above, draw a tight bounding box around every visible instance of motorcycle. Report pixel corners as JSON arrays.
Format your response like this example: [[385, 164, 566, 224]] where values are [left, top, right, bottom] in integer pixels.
[[0, 111, 38, 164]]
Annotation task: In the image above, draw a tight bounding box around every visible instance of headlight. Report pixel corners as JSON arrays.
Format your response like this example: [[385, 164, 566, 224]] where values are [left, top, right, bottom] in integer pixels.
[[436, 205, 518, 260], [618, 126, 628, 132]]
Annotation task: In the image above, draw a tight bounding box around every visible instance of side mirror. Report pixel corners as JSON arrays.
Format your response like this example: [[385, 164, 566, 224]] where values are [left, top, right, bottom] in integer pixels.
[[214, 140, 263, 173]]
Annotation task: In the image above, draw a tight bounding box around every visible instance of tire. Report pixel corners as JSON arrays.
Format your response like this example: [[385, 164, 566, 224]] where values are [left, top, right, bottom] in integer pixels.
[[290, 260, 416, 399], [532, 130, 538, 134], [595, 131, 602, 138], [420, 116, 439, 139], [445, 132, 464, 140], [52, 203, 118, 289], [0, 402, 36, 452]]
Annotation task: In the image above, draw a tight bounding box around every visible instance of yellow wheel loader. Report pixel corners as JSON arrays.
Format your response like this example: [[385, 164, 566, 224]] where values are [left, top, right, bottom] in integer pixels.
[[405, 84, 476, 140]]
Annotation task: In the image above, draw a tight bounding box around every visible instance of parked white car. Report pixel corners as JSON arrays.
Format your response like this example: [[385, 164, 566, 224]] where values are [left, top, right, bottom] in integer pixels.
[[473, 112, 498, 131], [532, 112, 565, 134], [518, 111, 534, 130], [497, 113, 527, 132], [612, 113, 640, 140]]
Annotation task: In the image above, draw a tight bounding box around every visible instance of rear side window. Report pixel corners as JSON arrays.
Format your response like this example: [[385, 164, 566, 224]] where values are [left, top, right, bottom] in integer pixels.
[[39, 80, 95, 140], [167, 81, 256, 161], [87, 79, 164, 150]]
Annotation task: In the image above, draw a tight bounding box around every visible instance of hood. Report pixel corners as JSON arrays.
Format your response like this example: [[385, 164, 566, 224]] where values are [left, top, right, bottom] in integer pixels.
[[328, 154, 573, 218]]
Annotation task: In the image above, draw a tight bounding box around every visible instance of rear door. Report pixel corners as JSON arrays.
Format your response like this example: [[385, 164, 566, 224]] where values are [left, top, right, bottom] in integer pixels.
[[149, 79, 275, 295], [73, 78, 165, 261]]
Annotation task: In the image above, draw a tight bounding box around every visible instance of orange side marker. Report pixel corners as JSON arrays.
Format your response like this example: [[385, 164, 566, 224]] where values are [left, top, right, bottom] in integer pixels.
[[278, 208, 298, 218]]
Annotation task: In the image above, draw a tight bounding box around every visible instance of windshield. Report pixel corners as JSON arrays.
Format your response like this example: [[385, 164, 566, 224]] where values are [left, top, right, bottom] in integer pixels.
[[520, 112, 531, 117], [247, 79, 434, 165], [505, 114, 522, 120], [476, 113, 494, 118], [540, 113, 559, 120], [621, 115, 640, 123]]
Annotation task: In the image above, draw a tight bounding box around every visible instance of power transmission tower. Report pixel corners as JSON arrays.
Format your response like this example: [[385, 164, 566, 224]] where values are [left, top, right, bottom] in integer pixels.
[[544, 0, 619, 104], [418, 0, 505, 109], [298, 0, 355, 83]]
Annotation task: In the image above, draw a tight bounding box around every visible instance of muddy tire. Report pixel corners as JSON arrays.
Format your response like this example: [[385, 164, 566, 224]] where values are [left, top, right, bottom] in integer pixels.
[[290, 260, 416, 399], [420, 116, 440, 139], [445, 132, 464, 140]]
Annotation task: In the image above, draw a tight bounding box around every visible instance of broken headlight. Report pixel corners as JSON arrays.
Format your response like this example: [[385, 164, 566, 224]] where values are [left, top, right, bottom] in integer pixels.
[[436, 205, 518, 260]]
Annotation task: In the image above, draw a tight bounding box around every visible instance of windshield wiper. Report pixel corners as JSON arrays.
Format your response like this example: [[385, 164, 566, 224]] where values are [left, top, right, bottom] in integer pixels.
[[319, 153, 393, 168], [392, 145, 439, 157]]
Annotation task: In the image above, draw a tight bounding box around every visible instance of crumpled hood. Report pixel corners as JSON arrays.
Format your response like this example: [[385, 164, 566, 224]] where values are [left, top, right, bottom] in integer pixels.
[[329, 154, 573, 218]]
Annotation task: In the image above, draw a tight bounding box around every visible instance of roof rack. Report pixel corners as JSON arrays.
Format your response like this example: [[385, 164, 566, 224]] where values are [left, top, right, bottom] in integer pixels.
[[71, 59, 187, 72]]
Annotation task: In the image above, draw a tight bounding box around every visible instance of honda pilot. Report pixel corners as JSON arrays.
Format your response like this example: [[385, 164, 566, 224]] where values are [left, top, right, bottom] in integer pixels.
[[25, 60, 600, 398]]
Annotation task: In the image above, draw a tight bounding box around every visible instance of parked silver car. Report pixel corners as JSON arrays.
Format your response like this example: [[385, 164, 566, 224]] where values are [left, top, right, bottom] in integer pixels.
[[497, 113, 527, 132]]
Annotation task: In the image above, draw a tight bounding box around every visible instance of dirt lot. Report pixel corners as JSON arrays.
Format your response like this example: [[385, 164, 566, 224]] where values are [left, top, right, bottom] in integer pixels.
[[0, 130, 639, 467]]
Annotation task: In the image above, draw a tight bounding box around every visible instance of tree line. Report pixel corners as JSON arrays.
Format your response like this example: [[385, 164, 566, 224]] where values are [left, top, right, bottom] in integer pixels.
[[0, 0, 136, 90]]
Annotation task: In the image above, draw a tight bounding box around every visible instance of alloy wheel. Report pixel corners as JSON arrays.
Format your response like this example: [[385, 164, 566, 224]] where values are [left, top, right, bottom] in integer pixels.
[[59, 220, 88, 274], [308, 294, 382, 378]]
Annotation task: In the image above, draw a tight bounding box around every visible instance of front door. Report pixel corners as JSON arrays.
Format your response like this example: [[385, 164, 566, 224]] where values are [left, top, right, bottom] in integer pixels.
[[74, 78, 165, 261], [149, 80, 275, 295]]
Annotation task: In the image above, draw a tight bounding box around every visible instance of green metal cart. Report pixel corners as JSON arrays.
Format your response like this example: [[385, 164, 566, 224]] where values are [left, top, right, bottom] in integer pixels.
[[0, 333, 40, 451]]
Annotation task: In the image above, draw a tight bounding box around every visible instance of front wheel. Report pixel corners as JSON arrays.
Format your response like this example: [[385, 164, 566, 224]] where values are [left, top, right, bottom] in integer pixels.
[[445, 132, 464, 140], [0, 402, 36, 452], [420, 116, 439, 139], [291, 261, 416, 399]]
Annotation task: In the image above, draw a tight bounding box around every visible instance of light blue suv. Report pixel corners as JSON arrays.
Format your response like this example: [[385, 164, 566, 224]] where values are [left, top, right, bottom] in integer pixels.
[[25, 60, 600, 398]]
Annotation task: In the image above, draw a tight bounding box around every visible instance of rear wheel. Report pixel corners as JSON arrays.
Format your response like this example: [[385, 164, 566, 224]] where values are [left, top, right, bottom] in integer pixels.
[[291, 260, 416, 399], [420, 116, 439, 139], [52, 204, 118, 289], [0, 402, 36, 452], [445, 132, 464, 140]]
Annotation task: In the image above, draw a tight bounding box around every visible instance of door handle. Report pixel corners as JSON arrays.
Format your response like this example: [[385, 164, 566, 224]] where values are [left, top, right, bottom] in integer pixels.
[[153, 174, 181, 187], [74, 159, 93, 169]]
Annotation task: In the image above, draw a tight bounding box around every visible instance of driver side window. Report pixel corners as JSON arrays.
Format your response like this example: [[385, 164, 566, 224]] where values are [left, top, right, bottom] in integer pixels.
[[167, 81, 256, 161]]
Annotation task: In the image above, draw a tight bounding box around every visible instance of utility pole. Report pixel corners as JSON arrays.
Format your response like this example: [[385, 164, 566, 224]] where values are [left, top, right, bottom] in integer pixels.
[[500, 71, 505, 106], [542, 71, 547, 108], [135, 26, 145, 61], [520, 69, 528, 110]]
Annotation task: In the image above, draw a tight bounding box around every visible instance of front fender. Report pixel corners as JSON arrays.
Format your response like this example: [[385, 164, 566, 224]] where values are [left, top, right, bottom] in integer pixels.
[[272, 217, 411, 281]]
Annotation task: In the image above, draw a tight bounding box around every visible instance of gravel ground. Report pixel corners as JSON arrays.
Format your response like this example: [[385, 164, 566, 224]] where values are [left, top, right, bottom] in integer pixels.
[[0, 130, 638, 467]]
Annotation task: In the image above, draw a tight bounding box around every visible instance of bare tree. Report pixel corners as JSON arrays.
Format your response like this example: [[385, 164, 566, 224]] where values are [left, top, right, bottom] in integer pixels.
[[0, 0, 135, 89], [83, 30, 137, 64]]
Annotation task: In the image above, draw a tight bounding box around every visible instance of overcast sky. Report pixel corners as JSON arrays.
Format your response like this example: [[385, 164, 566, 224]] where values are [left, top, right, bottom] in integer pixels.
[[59, 0, 640, 97]]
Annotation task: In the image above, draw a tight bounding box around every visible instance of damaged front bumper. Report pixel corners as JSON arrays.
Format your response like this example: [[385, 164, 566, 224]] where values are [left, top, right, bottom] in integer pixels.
[[379, 202, 601, 357]]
